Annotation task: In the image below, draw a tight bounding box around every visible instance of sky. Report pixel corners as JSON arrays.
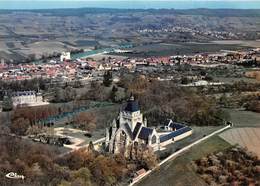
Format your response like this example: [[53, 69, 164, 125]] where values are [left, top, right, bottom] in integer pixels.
[[0, 0, 259, 10], [0, 0, 260, 2]]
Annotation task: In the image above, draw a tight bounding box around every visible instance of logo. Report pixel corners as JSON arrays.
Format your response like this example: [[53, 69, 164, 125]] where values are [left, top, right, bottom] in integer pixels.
[[5, 172, 25, 180]]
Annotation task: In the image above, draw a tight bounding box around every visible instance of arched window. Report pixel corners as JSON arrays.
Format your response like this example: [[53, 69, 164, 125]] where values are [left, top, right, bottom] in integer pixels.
[[152, 135, 157, 144], [120, 130, 127, 147]]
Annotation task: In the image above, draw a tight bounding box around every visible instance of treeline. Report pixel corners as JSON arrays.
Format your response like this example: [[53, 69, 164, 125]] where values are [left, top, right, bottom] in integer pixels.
[[0, 78, 48, 99], [82, 74, 230, 126], [81, 81, 126, 103], [0, 135, 157, 186], [10, 105, 60, 135], [122, 75, 230, 126], [200, 81, 260, 95], [195, 147, 259, 185]]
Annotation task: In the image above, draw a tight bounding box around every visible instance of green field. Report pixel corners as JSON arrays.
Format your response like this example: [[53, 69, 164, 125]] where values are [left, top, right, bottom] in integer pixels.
[[226, 109, 260, 127], [214, 77, 259, 84], [137, 136, 231, 186], [115, 42, 251, 57]]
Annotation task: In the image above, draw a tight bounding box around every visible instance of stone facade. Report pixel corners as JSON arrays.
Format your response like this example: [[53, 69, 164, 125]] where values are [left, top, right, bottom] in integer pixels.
[[105, 96, 160, 155], [11, 91, 46, 107], [105, 96, 193, 156]]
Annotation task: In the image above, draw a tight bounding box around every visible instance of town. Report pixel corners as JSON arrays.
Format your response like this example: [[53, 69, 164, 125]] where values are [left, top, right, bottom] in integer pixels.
[[1, 47, 259, 83]]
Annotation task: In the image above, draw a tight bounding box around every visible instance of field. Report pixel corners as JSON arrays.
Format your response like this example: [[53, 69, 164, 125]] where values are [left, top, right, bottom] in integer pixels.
[[226, 109, 260, 127], [219, 127, 260, 157], [214, 77, 259, 84], [212, 40, 260, 48], [1, 8, 260, 61], [117, 42, 251, 57], [137, 135, 231, 186], [219, 109, 260, 157]]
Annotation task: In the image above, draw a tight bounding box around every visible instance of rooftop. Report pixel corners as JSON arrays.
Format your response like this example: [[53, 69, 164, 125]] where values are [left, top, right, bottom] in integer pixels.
[[124, 95, 140, 112]]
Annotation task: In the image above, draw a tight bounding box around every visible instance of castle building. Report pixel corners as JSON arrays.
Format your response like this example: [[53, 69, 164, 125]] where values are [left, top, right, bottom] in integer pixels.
[[11, 91, 48, 107], [105, 96, 193, 155]]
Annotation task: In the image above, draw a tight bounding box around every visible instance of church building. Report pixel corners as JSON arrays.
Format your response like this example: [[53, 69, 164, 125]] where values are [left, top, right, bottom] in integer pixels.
[[105, 95, 192, 155], [105, 95, 160, 154]]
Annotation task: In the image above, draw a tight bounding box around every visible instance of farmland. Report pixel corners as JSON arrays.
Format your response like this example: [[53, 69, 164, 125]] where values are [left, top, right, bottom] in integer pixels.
[[212, 40, 260, 48], [226, 109, 260, 127], [137, 135, 231, 186], [115, 42, 251, 58], [219, 128, 260, 157], [1, 8, 260, 62], [220, 109, 260, 157]]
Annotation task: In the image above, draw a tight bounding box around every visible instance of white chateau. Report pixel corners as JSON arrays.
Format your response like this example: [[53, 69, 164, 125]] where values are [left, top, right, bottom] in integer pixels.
[[105, 96, 192, 155], [60, 52, 71, 61], [11, 91, 48, 107]]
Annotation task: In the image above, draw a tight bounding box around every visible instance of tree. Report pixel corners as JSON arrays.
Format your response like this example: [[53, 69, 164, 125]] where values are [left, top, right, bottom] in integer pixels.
[[133, 145, 158, 170], [219, 94, 229, 108], [10, 117, 30, 135], [71, 167, 92, 186], [103, 70, 113, 87], [110, 85, 118, 102], [53, 87, 76, 103], [74, 112, 96, 132], [204, 75, 213, 81], [180, 76, 190, 84], [26, 125, 46, 136], [2, 95, 13, 111], [88, 141, 94, 151]]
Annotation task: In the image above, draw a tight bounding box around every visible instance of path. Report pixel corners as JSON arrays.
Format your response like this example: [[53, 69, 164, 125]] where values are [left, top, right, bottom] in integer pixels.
[[130, 125, 231, 186]]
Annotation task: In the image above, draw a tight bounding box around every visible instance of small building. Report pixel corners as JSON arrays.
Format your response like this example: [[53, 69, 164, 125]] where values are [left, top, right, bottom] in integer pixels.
[[60, 52, 71, 62], [132, 168, 147, 183]]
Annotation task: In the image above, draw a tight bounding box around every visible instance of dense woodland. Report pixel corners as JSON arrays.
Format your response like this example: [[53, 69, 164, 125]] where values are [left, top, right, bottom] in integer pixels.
[[195, 147, 260, 185], [108, 75, 229, 126], [0, 135, 157, 186]]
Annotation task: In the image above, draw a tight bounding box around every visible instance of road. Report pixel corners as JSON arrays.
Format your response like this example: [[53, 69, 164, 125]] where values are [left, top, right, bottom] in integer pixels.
[[130, 125, 231, 186]]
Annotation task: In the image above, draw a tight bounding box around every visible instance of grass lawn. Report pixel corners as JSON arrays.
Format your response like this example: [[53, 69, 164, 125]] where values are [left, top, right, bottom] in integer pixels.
[[137, 135, 231, 186]]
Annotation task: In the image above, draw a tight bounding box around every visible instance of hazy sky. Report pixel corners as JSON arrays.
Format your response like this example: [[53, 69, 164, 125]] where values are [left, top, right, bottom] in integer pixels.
[[0, 0, 260, 2], [1, 0, 259, 10]]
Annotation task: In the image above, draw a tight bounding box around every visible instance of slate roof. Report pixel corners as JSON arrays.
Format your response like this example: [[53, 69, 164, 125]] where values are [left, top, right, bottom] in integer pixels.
[[12, 91, 36, 97], [159, 126, 192, 143], [169, 122, 185, 130], [133, 122, 142, 140], [138, 127, 153, 140], [124, 96, 140, 112], [124, 123, 133, 140]]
